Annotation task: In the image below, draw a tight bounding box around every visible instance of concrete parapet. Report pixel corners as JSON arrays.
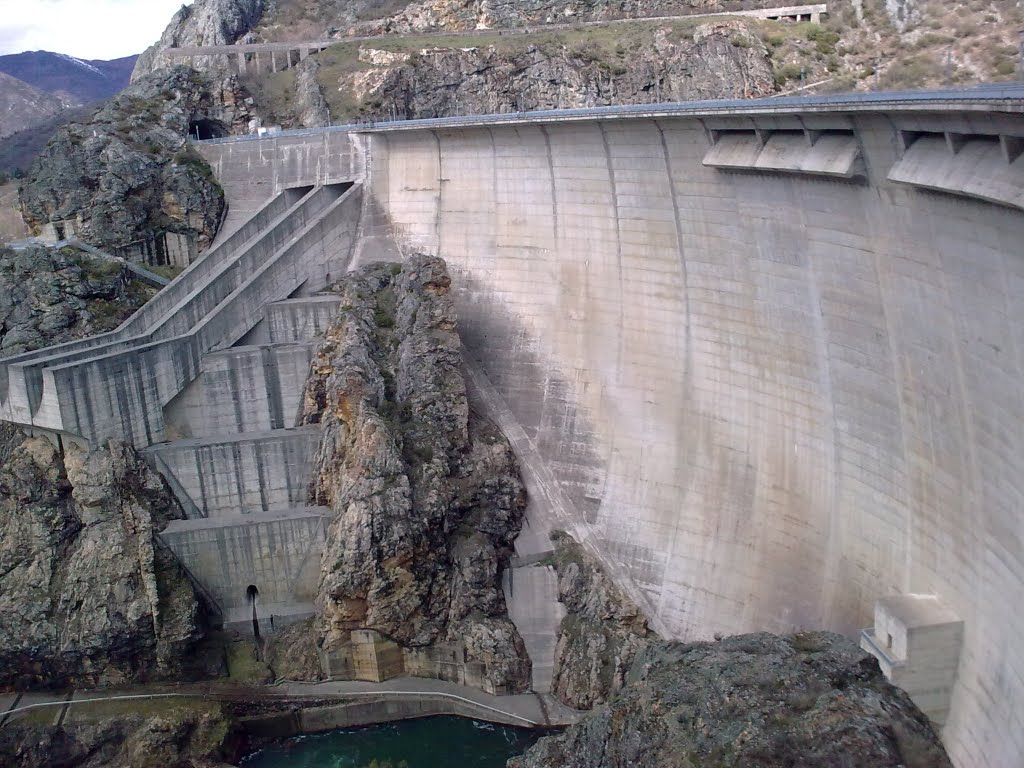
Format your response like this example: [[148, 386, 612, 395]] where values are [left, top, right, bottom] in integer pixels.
[[146, 427, 320, 517]]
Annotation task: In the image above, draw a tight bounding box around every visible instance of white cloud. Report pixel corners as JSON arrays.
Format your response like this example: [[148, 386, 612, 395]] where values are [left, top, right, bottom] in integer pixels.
[[0, 0, 188, 60]]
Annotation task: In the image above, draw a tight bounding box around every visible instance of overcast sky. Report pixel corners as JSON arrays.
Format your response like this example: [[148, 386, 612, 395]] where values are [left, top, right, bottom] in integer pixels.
[[0, 0, 186, 60]]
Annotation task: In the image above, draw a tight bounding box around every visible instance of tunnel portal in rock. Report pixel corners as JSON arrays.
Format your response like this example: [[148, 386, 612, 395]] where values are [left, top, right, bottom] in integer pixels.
[[190, 118, 228, 141]]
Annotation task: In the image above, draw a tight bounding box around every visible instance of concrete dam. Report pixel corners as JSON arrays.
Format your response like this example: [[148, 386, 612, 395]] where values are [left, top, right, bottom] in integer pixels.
[[4, 88, 1023, 766]]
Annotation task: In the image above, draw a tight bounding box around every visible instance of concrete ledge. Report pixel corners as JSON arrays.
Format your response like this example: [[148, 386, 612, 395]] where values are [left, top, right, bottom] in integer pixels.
[[266, 296, 344, 343], [147, 427, 320, 516], [888, 133, 1024, 210], [704, 130, 865, 178], [160, 506, 330, 611]]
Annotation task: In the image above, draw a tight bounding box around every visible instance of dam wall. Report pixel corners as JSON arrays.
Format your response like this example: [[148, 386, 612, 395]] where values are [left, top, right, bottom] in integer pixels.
[[355, 104, 1024, 766]]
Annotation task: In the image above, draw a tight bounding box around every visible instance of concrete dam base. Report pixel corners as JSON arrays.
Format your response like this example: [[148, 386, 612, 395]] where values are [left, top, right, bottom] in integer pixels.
[[5, 90, 1023, 767]]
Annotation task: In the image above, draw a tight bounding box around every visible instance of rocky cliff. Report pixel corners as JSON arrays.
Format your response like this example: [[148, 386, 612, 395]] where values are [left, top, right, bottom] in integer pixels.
[[512, 632, 953, 768], [0, 245, 155, 356], [257, 0, 732, 38], [548, 530, 656, 710], [17, 66, 244, 256], [300, 256, 530, 693], [0, 433, 208, 689], [133, 0, 268, 82], [336, 20, 772, 121], [253, 19, 774, 127], [0, 699, 236, 768]]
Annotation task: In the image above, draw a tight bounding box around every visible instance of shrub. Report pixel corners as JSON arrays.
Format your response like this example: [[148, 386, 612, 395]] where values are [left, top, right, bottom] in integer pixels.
[[805, 25, 840, 55]]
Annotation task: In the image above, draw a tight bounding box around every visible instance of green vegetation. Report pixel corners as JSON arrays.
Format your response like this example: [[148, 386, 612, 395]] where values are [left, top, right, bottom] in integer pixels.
[[148, 263, 186, 281], [225, 637, 274, 683], [374, 285, 396, 328], [173, 146, 219, 186], [303, 18, 716, 121]]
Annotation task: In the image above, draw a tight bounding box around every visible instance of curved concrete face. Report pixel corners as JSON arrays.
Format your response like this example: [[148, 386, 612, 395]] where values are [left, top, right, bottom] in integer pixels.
[[366, 115, 1024, 766]]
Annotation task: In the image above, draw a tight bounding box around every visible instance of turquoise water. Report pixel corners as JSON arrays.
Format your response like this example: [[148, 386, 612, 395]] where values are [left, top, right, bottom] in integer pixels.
[[239, 716, 546, 768]]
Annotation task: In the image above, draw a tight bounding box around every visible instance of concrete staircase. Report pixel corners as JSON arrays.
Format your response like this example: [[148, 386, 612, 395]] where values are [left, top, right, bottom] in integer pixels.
[[149, 292, 346, 632], [0, 182, 362, 632], [0, 183, 362, 448]]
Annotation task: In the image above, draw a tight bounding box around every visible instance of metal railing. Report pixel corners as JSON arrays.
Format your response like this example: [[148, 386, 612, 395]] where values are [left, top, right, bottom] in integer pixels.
[[191, 84, 1024, 146]]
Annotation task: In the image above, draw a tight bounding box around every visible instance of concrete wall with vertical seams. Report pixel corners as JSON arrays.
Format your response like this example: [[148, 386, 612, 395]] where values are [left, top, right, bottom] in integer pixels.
[[363, 112, 1024, 767]]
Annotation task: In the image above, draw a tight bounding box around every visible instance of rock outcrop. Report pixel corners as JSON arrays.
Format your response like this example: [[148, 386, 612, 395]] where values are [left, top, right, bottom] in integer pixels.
[[0, 700, 236, 768], [0, 434, 207, 689], [259, 0, 726, 38], [300, 256, 530, 694], [0, 245, 154, 356], [300, 21, 774, 124], [262, 618, 325, 682], [133, 0, 267, 82], [293, 57, 331, 128], [511, 632, 953, 768], [18, 67, 235, 256], [548, 531, 656, 710]]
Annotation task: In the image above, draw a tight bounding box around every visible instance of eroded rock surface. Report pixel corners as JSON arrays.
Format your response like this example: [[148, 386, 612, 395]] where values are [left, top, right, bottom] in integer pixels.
[[341, 22, 773, 120], [262, 618, 325, 682], [18, 67, 236, 255], [549, 530, 656, 709], [511, 632, 953, 768], [300, 255, 530, 693], [0, 434, 207, 689], [133, 0, 267, 81], [0, 244, 155, 356], [0, 700, 236, 768]]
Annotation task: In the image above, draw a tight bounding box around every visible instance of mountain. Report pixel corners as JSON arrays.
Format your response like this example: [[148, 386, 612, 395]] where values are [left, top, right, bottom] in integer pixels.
[[0, 51, 138, 105], [0, 72, 65, 139]]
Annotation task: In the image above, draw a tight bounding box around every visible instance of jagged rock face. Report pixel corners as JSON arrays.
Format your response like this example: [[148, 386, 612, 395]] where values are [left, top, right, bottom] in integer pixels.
[[0, 245, 154, 356], [0, 434, 206, 689], [0, 701, 236, 768], [549, 531, 655, 710], [511, 632, 953, 768], [262, 618, 325, 682], [18, 67, 233, 254], [266, 0, 723, 37], [294, 57, 331, 128], [133, 0, 267, 81], [300, 255, 530, 693], [340, 22, 773, 119]]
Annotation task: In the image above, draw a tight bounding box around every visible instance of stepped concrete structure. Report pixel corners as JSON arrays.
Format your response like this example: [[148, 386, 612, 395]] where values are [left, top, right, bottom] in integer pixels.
[[3, 88, 1023, 766]]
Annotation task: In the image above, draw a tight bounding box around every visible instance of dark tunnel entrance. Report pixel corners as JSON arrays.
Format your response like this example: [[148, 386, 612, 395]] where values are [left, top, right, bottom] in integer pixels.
[[246, 584, 261, 639], [189, 118, 229, 140]]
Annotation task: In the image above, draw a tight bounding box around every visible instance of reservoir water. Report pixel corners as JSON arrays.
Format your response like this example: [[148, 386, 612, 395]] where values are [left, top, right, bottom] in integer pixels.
[[239, 716, 547, 767]]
